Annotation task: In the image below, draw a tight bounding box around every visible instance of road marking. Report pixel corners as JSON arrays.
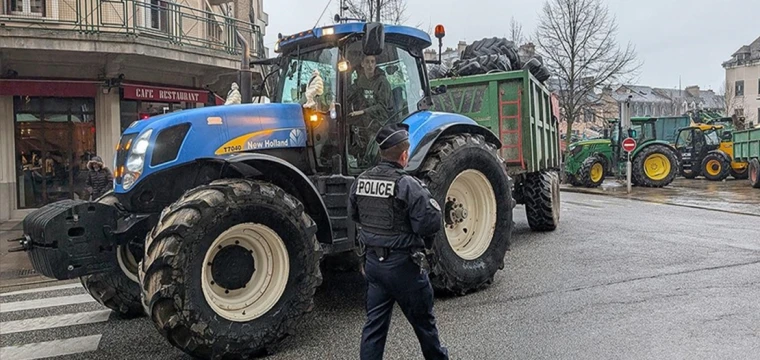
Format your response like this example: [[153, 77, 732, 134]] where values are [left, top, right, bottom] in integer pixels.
[[0, 310, 111, 335], [0, 335, 101, 360], [0, 294, 95, 313], [0, 283, 81, 297]]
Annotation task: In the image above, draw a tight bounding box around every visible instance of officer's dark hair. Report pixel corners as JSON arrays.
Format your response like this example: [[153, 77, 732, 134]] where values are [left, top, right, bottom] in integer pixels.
[[380, 139, 410, 162]]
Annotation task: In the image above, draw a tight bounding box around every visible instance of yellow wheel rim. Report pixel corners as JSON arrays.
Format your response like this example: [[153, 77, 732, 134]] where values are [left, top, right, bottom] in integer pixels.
[[590, 163, 604, 183], [644, 154, 671, 181], [705, 159, 722, 176]]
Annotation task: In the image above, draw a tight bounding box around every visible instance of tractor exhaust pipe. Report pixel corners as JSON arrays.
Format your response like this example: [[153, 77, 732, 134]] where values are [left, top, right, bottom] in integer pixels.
[[235, 26, 252, 104]]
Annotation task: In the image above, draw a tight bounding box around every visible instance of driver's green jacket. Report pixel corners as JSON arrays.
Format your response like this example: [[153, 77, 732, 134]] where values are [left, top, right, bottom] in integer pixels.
[[348, 68, 393, 125]]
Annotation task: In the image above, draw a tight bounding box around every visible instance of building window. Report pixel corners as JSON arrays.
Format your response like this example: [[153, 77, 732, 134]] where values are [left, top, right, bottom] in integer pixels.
[[735, 80, 744, 96], [206, 5, 222, 43], [146, 0, 169, 32], [14, 96, 97, 209], [7, 0, 45, 17]]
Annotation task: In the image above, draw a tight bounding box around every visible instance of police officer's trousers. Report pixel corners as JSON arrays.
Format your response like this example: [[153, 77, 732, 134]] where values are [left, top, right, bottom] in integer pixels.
[[360, 249, 449, 360]]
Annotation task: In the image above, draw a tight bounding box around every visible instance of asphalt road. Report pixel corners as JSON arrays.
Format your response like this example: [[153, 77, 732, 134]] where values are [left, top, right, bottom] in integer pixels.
[[1, 192, 759, 359]]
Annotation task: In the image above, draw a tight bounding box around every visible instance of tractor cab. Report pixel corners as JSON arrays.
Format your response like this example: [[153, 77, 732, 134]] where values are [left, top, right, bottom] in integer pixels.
[[262, 22, 439, 174]]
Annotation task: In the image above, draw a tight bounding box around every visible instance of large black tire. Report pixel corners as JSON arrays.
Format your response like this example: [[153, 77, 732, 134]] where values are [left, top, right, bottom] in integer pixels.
[[521, 58, 551, 82], [700, 153, 730, 181], [418, 133, 513, 295], [79, 192, 144, 319], [453, 54, 511, 76], [524, 170, 560, 231], [578, 155, 605, 188], [428, 63, 451, 80], [462, 37, 519, 67], [139, 179, 322, 358], [632, 145, 678, 187], [749, 159, 760, 188], [730, 166, 749, 180]]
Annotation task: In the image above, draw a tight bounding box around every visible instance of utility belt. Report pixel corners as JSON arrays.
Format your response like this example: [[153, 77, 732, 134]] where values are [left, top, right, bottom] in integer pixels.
[[365, 245, 430, 273]]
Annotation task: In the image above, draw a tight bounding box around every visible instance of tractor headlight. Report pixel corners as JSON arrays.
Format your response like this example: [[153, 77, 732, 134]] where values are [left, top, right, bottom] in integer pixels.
[[123, 129, 153, 190]]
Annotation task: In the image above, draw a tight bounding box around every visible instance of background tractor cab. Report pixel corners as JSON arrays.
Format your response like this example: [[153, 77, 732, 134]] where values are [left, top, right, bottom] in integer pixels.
[[675, 124, 749, 180]]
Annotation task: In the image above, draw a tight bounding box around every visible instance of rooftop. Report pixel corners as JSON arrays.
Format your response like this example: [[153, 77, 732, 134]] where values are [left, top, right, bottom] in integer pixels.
[[722, 36, 760, 68]]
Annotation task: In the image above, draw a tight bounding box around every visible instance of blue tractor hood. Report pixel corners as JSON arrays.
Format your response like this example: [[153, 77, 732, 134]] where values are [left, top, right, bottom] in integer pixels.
[[116, 103, 307, 193]]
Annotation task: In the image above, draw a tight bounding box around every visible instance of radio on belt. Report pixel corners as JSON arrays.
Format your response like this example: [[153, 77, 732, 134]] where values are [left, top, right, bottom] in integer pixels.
[[356, 179, 395, 198]]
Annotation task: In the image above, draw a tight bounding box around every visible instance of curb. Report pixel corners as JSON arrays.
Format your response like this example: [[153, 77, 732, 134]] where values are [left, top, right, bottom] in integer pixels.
[[560, 187, 760, 218]]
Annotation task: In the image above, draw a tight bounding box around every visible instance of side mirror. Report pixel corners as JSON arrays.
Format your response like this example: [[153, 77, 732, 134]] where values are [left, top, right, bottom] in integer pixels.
[[431, 84, 447, 95], [363, 23, 385, 56], [628, 129, 638, 139]]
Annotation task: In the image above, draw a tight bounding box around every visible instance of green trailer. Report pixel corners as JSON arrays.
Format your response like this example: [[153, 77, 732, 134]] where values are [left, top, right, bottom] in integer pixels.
[[430, 70, 562, 231], [732, 127, 760, 188]]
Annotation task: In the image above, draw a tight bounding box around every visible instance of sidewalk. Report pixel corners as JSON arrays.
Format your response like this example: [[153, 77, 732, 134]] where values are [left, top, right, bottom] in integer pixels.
[[0, 219, 54, 288], [561, 178, 760, 217]]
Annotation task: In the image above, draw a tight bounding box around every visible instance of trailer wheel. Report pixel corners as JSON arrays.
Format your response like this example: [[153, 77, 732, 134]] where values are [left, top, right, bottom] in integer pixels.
[[749, 159, 760, 188], [79, 192, 144, 319], [633, 145, 678, 187], [578, 156, 605, 187], [700, 153, 730, 181], [419, 133, 512, 295], [524, 170, 560, 231], [139, 179, 322, 359]]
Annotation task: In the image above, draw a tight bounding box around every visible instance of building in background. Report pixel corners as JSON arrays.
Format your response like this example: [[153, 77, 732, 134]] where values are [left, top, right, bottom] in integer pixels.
[[722, 36, 760, 125], [0, 0, 268, 221]]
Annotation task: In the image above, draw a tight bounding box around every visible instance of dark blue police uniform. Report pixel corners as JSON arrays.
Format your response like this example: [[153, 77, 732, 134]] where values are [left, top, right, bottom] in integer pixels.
[[348, 124, 449, 360]]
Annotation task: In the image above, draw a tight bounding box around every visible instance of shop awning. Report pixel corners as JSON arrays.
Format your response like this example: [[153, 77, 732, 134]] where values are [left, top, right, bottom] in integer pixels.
[[0, 79, 100, 97]]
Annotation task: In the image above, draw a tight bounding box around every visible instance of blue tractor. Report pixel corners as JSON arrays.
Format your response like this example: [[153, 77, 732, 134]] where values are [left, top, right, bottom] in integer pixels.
[[15, 22, 513, 358]]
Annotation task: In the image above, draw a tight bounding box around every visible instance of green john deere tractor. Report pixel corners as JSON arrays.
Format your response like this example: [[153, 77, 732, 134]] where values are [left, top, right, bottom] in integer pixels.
[[564, 117, 680, 188]]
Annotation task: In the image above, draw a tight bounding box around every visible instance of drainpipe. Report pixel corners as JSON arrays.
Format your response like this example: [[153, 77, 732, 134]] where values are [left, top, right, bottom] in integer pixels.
[[222, 3, 251, 103]]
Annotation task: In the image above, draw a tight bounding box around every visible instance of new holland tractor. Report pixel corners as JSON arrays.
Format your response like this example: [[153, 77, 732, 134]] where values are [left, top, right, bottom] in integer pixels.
[[564, 117, 679, 188], [12, 22, 524, 358], [675, 123, 749, 180]]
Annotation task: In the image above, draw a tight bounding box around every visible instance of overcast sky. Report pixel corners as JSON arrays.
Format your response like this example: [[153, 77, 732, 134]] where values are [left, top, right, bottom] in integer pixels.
[[262, 0, 759, 93]]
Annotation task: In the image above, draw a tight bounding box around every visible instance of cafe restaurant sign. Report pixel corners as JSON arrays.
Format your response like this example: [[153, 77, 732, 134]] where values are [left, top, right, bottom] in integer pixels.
[[123, 84, 209, 103]]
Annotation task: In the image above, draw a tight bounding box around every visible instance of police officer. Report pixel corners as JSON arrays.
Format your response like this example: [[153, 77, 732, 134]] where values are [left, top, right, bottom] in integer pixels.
[[348, 123, 449, 360]]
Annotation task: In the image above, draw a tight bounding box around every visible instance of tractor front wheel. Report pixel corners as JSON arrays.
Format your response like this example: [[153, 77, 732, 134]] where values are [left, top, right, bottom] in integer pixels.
[[748, 159, 760, 188], [79, 192, 144, 319], [139, 179, 322, 358], [632, 145, 678, 187], [420, 133, 512, 295], [524, 170, 560, 231], [578, 156, 605, 187], [701, 153, 730, 181]]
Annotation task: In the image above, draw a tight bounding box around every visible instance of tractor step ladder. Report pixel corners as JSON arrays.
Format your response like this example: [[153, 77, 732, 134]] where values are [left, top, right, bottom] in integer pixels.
[[499, 87, 525, 169]]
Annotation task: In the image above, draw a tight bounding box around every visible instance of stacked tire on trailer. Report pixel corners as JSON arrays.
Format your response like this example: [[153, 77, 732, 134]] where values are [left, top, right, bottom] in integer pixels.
[[428, 37, 552, 83]]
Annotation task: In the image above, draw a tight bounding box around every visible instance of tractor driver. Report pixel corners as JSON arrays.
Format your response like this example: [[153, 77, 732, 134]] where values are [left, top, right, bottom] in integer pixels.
[[347, 54, 393, 166]]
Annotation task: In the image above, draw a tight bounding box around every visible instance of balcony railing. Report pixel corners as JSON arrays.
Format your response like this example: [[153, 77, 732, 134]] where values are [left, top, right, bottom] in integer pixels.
[[0, 0, 265, 57]]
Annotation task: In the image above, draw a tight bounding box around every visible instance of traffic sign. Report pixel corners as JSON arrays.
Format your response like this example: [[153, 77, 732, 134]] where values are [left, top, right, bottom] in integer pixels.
[[622, 137, 637, 153]]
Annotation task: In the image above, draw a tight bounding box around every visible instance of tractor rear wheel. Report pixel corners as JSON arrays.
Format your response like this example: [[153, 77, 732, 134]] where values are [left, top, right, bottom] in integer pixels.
[[701, 153, 730, 181], [632, 145, 678, 187], [139, 179, 322, 359], [578, 156, 605, 187], [730, 165, 749, 180], [749, 159, 760, 188], [420, 133, 512, 295], [79, 192, 144, 319], [524, 170, 560, 231]]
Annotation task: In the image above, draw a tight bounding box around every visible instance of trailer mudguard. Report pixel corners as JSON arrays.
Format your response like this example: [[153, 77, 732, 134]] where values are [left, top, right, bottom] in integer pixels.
[[404, 111, 501, 172]]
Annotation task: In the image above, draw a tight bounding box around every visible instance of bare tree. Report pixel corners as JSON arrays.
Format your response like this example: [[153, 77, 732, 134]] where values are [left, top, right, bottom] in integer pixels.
[[535, 0, 640, 150], [343, 0, 408, 24], [509, 17, 524, 45]]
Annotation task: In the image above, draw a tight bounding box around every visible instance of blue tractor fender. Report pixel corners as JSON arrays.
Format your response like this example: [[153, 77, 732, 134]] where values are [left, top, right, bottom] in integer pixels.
[[404, 111, 502, 173], [206, 152, 333, 245]]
